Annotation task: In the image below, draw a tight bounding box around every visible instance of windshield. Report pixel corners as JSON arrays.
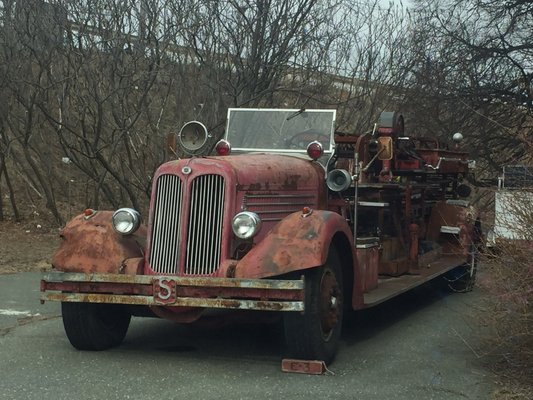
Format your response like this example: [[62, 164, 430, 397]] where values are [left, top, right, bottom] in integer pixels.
[[225, 108, 335, 154]]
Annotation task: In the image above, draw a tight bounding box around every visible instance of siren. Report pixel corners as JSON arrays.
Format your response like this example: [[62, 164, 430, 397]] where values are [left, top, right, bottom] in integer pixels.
[[326, 169, 353, 192], [178, 121, 209, 154]]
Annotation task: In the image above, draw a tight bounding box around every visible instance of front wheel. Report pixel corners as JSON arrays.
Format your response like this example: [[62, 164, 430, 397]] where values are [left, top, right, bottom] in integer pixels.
[[283, 248, 343, 364], [61, 302, 131, 350]]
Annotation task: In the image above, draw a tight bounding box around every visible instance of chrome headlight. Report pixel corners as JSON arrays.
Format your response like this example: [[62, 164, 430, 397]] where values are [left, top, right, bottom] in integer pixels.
[[232, 212, 262, 239], [112, 208, 141, 235]]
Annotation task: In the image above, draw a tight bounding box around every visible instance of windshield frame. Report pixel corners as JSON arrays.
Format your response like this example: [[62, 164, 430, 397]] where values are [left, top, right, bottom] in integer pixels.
[[224, 108, 336, 155]]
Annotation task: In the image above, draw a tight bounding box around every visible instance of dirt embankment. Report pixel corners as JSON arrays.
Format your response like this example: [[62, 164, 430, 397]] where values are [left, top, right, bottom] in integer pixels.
[[0, 221, 59, 274]]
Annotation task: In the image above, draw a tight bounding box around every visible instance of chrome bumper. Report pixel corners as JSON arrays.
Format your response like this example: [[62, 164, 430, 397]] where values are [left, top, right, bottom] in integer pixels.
[[41, 272, 305, 312]]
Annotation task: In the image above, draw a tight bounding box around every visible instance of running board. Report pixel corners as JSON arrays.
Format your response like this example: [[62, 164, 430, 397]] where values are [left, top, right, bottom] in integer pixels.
[[362, 255, 465, 308]]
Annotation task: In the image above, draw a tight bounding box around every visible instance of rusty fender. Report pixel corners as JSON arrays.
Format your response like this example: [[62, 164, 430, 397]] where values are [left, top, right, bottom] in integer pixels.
[[234, 210, 356, 279], [52, 211, 147, 275]]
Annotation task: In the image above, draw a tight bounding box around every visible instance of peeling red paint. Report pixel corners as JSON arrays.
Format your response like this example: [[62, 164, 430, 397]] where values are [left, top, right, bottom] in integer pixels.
[[234, 210, 355, 279], [52, 211, 146, 275], [154, 154, 326, 193]]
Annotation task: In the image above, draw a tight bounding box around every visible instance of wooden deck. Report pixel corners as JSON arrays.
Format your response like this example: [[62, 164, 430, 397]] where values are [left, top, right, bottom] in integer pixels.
[[362, 255, 465, 308]]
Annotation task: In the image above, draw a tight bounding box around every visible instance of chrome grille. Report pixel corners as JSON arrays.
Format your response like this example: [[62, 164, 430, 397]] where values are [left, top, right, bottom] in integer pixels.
[[149, 174, 184, 274], [185, 175, 225, 275], [149, 173, 226, 276]]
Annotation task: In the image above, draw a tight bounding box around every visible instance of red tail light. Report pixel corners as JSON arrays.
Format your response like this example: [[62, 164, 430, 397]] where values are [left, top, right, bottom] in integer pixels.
[[306, 141, 323, 160], [215, 140, 231, 156]]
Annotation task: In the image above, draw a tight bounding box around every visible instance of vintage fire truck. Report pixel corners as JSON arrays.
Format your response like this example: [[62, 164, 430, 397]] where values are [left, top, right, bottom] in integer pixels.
[[41, 108, 480, 364]]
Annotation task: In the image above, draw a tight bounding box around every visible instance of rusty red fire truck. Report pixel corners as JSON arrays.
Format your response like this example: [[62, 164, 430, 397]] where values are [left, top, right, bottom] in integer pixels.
[[41, 108, 480, 364]]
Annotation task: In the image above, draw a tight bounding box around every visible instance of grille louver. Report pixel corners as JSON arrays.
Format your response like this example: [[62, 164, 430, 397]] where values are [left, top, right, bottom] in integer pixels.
[[185, 175, 225, 275], [149, 174, 183, 274]]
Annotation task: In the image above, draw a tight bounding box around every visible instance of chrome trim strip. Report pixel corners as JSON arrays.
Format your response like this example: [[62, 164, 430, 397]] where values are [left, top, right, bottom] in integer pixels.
[[42, 293, 304, 312], [42, 272, 304, 289]]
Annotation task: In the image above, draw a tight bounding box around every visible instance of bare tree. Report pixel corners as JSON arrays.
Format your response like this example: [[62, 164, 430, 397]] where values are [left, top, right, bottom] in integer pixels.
[[403, 0, 533, 173], [0, 0, 418, 222], [0, 0, 66, 223], [179, 0, 414, 134]]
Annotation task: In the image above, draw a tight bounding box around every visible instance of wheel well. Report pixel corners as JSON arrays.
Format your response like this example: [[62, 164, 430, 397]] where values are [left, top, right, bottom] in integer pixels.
[[331, 232, 354, 309]]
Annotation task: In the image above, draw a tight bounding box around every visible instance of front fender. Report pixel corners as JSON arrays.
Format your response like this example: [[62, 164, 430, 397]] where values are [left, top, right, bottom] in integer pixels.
[[52, 211, 146, 274], [234, 210, 355, 279]]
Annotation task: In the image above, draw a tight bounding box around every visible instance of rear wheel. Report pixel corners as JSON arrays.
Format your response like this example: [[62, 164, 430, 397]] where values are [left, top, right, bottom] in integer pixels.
[[61, 302, 131, 350], [283, 248, 343, 364], [444, 245, 478, 292]]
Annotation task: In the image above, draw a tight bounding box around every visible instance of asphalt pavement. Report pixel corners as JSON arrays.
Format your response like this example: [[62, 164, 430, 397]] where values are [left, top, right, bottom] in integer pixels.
[[0, 272, 494, 399]]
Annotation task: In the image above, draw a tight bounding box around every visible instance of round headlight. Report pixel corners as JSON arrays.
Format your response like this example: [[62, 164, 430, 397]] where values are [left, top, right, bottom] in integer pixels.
[[112, 208, 141, 235], [232, 212, 262, 239]]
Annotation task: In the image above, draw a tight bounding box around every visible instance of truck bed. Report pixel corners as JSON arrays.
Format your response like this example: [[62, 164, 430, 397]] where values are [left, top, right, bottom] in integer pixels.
[[362, 255, 465, 308]]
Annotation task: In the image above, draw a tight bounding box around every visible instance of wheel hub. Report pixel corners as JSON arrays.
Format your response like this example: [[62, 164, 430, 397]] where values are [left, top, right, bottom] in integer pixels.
[[319, 269, 341, 340]]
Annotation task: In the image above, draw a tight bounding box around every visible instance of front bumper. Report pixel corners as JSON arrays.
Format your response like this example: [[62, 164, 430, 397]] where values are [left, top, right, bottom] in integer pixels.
[[40, 272, 305, 312]]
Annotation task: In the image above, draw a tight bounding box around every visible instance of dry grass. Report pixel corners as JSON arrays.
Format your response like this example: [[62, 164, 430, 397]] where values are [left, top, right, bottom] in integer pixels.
[[470, 186, 533, 398], [480, 198, 533, 398]]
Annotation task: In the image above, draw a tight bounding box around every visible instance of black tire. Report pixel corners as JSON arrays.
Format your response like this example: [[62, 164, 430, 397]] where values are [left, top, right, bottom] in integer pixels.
[[444, 246, 478, 292], [61, 302, 131, 351], [283, 248, 343, 364]]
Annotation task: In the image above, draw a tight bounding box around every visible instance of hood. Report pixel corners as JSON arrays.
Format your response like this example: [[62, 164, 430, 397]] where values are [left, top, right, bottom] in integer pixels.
[[155, 154, 325, 192]]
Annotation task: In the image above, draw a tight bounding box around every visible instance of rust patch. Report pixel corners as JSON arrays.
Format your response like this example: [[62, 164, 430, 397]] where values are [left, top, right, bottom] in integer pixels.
[[274, 250, 292, 266], [303, 228, 318, 240], [282, 174, 301, 190], [120, 257, 144, 275], [52, 211, 146, 274], [234, 210, 354, 279], [226, 264, 236, 278]]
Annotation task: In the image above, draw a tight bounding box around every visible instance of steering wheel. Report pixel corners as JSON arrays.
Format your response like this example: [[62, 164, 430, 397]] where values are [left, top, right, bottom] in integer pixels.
[[286, 132, 330, 149]]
